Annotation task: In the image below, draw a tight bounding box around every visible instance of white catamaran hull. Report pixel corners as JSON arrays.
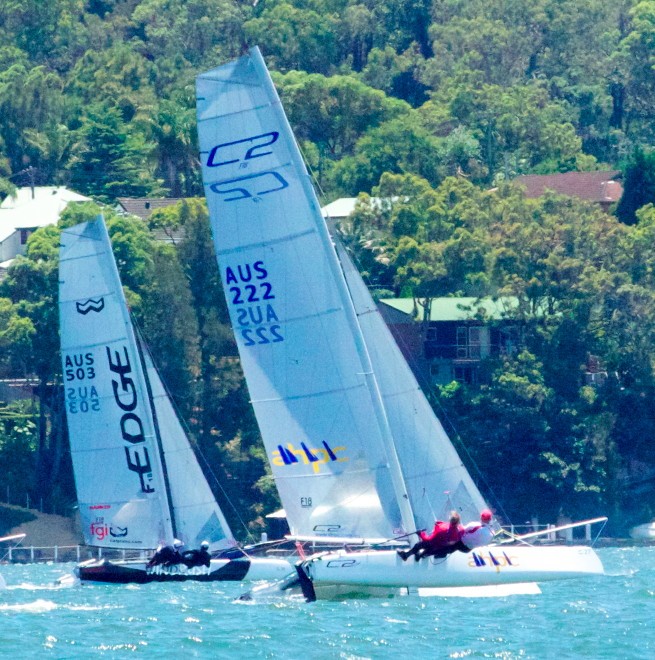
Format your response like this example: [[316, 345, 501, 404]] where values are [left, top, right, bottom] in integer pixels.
[[296, 546, 603, 600], [75, 556, 293, 584]]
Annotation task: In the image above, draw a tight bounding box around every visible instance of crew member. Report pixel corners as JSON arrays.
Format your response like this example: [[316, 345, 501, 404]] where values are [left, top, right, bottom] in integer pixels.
[[147, 538, 185, 567], [397, 511, 464, 561], [183, 540, 212, 568], [457, 509, 495, 552]]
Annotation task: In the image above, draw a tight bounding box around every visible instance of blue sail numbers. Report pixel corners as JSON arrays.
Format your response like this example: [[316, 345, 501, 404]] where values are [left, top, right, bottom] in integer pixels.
[[224, 260, 283, 347]]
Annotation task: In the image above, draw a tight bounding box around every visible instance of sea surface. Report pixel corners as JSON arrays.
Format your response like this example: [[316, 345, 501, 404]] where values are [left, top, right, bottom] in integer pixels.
[[0, 546, 651, 658]]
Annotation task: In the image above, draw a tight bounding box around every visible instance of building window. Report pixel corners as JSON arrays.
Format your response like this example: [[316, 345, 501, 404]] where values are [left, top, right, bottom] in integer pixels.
[[20, 229, 30, 245], [456, 326, 484, 359], [498, 326, 523, 356], [456, 327, 468, 358], [454, 365, 477, 384], [468, 327, 482, 359]]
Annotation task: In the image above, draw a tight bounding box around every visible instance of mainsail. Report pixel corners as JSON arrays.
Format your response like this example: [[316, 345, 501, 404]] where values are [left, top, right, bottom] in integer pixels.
[[196, 47, 488, 540], [59, 217, 235, 551]]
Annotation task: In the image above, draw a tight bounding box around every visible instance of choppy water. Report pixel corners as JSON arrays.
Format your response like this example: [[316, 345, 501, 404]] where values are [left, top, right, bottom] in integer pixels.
[[0, 546, 651, 658]]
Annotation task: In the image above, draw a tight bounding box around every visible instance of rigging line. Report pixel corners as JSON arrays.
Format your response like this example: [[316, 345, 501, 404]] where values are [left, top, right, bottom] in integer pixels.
[[422, 487, 437, 520], [300, 145, 411, 524], [427, 392, 511, 524], [133, 325, 178, 540], [129, 315, 257, 545], [293, 151, 410, 526], [295, 146, 369, 433], [591, 517, 608, 548], [194, 450, 257, 545], [299, 141, 327, 203]]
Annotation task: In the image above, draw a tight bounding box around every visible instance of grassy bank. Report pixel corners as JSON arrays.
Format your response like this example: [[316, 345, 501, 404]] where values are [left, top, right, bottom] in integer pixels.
[[0, 504, 36, 536]]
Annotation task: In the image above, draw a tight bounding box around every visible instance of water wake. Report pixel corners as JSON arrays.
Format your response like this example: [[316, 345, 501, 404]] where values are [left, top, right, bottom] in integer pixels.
[[0, 599, 58, 613]]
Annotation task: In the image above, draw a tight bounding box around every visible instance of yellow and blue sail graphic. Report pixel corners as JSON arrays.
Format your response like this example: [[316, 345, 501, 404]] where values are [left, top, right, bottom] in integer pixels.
[[271, 441, 348, 474]]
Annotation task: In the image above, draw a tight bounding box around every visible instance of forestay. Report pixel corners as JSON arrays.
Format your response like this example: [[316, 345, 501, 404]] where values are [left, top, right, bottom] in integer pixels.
[[196, 48, 409, 540], [59, 218, 173, 549], [334, 240, 488, 526]]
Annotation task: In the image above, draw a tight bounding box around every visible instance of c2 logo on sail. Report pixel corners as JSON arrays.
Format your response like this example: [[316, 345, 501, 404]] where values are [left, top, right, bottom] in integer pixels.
[[205, 132, 279, 168]]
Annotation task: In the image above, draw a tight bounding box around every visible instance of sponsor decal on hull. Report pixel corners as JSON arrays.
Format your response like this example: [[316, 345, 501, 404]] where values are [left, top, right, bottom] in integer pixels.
[[468, 551, 519, 572], [325, 558, 361, 569], [146, 564, 211, 577]]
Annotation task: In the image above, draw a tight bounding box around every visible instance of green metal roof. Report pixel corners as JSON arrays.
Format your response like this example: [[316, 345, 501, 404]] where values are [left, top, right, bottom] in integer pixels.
[[380, 297, 521, 322]]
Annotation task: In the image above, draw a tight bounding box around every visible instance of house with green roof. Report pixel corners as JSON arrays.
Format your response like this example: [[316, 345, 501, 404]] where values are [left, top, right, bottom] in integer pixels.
[[378, 297, 528, 386]]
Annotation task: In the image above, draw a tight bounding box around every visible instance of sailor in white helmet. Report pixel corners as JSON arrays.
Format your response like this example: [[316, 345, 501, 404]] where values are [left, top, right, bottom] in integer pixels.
[[147, 538, 185, 567], [182, 540, 212, 568]]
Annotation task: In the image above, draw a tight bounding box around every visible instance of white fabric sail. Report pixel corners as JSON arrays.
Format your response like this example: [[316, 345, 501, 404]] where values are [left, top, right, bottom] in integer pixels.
[[59, 218, 173, 549], [141, 343, 234, 553], [334, 240, 488, 526], [59, 217, 236, 552], [197, 49, 411, 540]]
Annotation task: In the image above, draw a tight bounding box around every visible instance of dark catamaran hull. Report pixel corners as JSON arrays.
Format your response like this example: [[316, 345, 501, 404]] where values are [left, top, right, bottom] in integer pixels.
[[75, 557, 292, 584]]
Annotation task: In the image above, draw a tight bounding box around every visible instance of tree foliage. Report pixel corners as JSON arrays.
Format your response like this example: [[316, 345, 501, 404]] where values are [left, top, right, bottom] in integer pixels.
[[4, 0, 655, 533]]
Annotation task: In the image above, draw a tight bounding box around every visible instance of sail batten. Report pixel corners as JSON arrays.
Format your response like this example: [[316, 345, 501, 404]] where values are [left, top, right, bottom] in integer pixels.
[[252, 381, 368, 404], [213, 228, 317, 256]]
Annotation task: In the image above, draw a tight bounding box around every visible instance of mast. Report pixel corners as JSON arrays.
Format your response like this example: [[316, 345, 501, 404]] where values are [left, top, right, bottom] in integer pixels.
[[251, 48, 417, 537]]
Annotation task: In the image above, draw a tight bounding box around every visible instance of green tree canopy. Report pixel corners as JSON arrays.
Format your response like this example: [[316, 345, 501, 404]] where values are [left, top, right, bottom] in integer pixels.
[[68, 103, 162, 203], [616, 148, 655, 225]]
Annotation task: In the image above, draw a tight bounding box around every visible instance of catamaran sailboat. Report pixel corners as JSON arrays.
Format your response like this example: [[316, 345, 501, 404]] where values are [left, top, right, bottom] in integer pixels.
[[58, 217, 292, 584], [195, 47, 605, 599]]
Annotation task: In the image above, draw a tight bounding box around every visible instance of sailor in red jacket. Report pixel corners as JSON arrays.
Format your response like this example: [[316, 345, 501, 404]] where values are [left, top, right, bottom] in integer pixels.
[[397, 511, 464, 561]]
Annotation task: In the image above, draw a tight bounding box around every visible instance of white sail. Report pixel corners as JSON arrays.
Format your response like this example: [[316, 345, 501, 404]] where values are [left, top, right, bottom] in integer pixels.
[[197, 49, 411, 540], [141, 343, 235, 552], [59, 218, 173, 549], [334, 240, 488, 525]]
